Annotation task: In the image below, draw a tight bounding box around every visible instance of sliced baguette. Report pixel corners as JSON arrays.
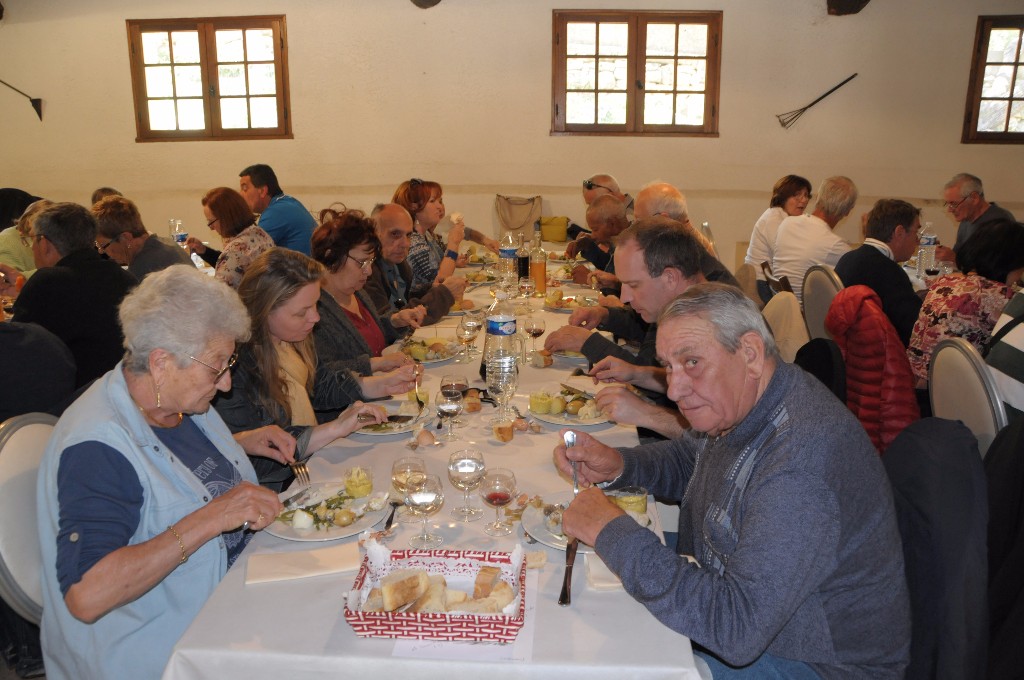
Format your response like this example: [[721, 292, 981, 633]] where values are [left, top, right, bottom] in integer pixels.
[[473, 565, 502, 599], [381, 568, 430, 611]]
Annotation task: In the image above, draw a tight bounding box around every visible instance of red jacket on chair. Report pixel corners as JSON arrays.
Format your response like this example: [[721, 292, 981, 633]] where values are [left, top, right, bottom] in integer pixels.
[[826, 285, 920, 454]]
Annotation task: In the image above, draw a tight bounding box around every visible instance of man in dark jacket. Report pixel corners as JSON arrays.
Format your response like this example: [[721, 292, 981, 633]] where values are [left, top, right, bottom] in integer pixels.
[[363, 203, 466, 326], [835, 199, 923, 347]]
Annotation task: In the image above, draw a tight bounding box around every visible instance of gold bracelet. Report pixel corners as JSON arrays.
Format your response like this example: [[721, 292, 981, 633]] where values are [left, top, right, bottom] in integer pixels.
[[167, 524, 188, 565]]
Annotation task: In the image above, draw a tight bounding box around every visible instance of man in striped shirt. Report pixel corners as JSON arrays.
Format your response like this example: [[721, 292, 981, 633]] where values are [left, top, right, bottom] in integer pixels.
[[987, 288, 1024, 421]]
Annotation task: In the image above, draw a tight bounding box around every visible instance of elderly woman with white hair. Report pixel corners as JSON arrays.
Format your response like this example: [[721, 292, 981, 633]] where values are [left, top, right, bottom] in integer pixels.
[[36, 266, 302, 680]]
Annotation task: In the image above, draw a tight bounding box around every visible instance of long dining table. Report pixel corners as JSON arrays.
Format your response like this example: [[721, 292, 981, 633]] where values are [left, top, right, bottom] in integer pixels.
[[161, 256, 703, 680]]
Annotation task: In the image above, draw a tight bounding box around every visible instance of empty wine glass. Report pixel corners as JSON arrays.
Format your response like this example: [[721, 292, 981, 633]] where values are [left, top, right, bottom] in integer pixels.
[[448, 449, 485, 521], [486, 354, 518, 423], [518, 276, 536, 310], [435, 390, 463, 441], [455, 319, 480, 363], [523, 317, 545, 355], [391, 456, 426, 524], [404, 473, 445, 548], [479, 468, 517, 537]]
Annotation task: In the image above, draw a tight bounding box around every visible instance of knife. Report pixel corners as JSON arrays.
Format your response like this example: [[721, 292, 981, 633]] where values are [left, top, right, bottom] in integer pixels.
[[357, 414, 416, 424], [280, 486, 311, 510], [558, 538, 579, 606], [560, 383, 595, 401]]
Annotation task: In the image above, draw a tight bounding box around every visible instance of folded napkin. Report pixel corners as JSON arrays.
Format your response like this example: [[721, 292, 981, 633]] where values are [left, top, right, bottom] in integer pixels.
[[246, 542, 362, 585], [586, 553, 623, 591]]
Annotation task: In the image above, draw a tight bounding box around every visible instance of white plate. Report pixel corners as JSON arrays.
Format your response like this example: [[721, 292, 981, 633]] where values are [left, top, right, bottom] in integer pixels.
[[357, 403, 430, 435], [528, 406, 608, 427], [445, 310, 466, 317], [544, 299, 581, 313], [266, 483, 388, 542], [520, 492, 594, 553], [551, 349, 588, 362]]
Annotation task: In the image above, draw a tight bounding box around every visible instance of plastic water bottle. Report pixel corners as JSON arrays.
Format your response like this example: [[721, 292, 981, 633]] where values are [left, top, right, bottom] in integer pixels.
[[918, 222, 938, 277], [172, 219, 188, 249], [499, 232, 518, 282], [479, 291, 520, 382]]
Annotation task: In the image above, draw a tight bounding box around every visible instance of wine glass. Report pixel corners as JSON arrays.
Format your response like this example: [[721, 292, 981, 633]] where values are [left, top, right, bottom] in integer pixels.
[[404, 473, 445, 548], [479, 468, 517, 536], [454, 319, 480, 363], [448, 449, 485, 521], [464, 309, 485, 357], [518, 276, 536, 310], [523, 317, 545, 355], [441, 373, 470, 426], [391, 456, 426, 524], [435, 390, 463, 441], [486, 354, 518, 423]]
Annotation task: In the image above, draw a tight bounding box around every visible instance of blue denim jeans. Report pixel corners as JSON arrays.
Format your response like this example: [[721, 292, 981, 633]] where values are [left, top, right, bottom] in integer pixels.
[[695, 650, 822, 679]]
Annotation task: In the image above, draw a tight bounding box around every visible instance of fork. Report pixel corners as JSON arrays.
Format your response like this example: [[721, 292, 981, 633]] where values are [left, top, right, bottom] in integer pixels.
[[413, 364, 425, 411], [290, 461, 310, 487]]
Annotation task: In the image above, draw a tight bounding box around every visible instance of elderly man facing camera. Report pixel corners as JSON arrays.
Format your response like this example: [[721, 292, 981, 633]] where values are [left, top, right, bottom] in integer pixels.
[[363, 203, 467, 326], [556, 283, 910, 678]]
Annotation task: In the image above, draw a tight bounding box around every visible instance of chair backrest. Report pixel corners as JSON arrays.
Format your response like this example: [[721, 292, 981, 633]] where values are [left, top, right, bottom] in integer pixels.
[[760, 260, 793, 295], [929, 337, 1009, 458], [733, 263, 765, 310], [762, 291, 810, 363], [802, 264, 844, 341], [794, 338, 847, 402], [0, 413, 57, 624]]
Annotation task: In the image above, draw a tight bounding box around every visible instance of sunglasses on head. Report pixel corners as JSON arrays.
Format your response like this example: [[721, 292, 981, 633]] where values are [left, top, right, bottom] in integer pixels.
[[410, 178, 423, 187], [582, 179, 614, 193]]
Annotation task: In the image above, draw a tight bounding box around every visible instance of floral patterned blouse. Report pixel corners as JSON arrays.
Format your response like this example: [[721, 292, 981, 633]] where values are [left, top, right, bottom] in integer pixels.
[[215, 225, 275, 289], [907, 272, 1013, 381]]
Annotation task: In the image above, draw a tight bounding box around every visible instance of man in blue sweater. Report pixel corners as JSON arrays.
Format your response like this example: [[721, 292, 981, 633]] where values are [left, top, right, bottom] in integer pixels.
[[557, 283, 910, 678], [238, 164, 315, 255]]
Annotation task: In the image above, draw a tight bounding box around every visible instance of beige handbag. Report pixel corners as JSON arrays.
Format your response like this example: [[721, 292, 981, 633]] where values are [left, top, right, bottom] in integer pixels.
[[494, 194, 542, 241]]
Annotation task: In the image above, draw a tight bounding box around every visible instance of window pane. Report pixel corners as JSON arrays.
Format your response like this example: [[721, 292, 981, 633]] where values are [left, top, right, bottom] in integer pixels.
[[977, 99, 1008, 132], [1015, 68, 1024, 98], [248, 64, 276, 95], [644, 93, 674, 124], [250, 97, 278, 127], [216, 30, 245, 63], [645, 59, 675, 91], [220, 97, 249, 128], [246, 29, 275, 61], [646, 24, 676, 57], [219, 65, 247, 96], [597, 57, 627, 91], [171, 31, 200, 63], [1009, 100, 1024, 132], [141, 32, 170, 64], [145, 66, 173, 98], [598, 23, 628, 56], [597, 93, 626, 124], [676, 93, 705, 125], [678, 24, 708, 57], [677, 60, 707, 91], [567, 23, 595, 56], [987, 29, 1021, 62], [148, 99, 176, 130], [177, 99, 205, 130], [566, 58, 595, 90], [982, 64, 1014, 98], [174, 65, 203, 97], [566, 92, 595, 124]]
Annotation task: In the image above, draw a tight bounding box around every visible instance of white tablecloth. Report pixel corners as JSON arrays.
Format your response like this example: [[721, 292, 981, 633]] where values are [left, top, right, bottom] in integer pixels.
[[163, 271, 700, 680]]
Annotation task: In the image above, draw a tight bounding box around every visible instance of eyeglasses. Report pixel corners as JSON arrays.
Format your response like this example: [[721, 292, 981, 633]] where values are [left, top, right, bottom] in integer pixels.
[[347, 254, 376, 271], [95, 235, 119, 253], [189, 351, 238, 382], [582, 179, 614, 193], [206, 217, 219, 228], [944, 192, 975, 211]]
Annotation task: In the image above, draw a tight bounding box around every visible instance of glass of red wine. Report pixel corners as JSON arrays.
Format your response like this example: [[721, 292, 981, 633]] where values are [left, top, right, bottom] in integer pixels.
[[479, 467, 517, 536], [523, 317, 545, 355]]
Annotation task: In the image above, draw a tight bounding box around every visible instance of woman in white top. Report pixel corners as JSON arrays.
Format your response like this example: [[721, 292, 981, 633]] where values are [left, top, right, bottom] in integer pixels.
[[744, 175, 813, 303]]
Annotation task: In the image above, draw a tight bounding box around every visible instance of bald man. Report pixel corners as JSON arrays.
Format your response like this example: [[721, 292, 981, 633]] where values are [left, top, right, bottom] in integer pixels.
[[567, 195, 630, 291], [363, 203, 467, 326]]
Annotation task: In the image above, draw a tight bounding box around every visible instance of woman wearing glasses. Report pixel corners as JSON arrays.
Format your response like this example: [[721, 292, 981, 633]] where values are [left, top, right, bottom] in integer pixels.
[[187, 187, 274, 288], [392, 178, 498, 290], [215, 247, 410, 488], [36, 266, 297, 680]]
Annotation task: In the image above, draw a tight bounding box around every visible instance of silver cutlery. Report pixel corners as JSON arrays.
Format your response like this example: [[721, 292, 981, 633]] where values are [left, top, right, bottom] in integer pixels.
[[559, 430, 579, 606], [383, 500, 402, 533], [290, 461, 310, 487]]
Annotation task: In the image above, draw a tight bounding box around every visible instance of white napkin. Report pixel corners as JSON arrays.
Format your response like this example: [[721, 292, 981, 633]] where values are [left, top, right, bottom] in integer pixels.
[[246, 542, 362, 585], [586, 553, 623, 591]]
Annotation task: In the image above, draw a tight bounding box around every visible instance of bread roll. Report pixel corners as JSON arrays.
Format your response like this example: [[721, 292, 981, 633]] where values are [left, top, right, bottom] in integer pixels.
[[525, 551, 547, 570], [453, 598, 500, 615], [463, 396, 482, 413], [473, 565, 502, 599], [363, 587, 384, 612], [489, 580, 515, 609], [445, 589, 470, 609], [409, 574, 448, 613], [381, 568, 430, 611]]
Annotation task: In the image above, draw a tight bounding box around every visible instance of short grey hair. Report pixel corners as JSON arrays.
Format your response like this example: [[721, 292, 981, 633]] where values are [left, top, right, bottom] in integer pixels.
[[944, 172, 984, 198], [637, 181, 688, 222], [658, 282, 780, 361], [119, 265, 251, 373], [33, 202, 97, 256], [813, 176, 858, 223]]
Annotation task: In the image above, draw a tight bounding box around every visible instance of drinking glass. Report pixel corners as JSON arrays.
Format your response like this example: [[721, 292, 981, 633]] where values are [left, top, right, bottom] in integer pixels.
[[486, 354, 518, 423], [404, 473, 445, 548], [435, 390, 463, 441], [441, 373, 470, 426], [479, 468, 517, 536], [464, 309, 485, 356], [454, 319, 480, 363], [523, 317, 545, 355], [391, 456, 426, 524], [518, 276, 536, 310], [448, 449, 485, 521]]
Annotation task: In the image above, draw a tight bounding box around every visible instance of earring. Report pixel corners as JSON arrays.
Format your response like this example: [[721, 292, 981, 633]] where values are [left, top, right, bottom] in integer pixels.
[[155, 384, 162, 409]]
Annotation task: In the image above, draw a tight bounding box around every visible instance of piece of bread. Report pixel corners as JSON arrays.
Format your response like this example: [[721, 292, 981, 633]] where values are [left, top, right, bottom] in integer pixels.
[[525, 551, 547, 570], [444, 589, 470, 609], [473, 565, 502, 599], [363, 587, 384, 612], [463, 396, 482, 413], [381, 568, 430, 611], [453, 598, 500, 615], [409, 574, 448, 613], [530, 350, 553, 368], [489, 580, 515, 609]]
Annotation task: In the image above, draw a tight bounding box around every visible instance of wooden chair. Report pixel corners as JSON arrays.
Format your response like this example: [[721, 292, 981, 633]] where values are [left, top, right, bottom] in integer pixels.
[[760, 260, 793, 295], [802, 264, 844, 340]]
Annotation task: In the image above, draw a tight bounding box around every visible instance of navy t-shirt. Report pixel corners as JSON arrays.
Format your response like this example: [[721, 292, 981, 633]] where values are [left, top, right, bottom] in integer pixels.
[[55, 417, 251, 595]]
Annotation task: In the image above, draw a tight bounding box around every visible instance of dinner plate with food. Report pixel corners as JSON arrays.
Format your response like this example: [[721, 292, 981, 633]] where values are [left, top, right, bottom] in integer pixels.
[[520, 490, 656, 552], [268, 477, 390, 542], [551, 349, 588, 363], [357, 400, 429, 435], [527, 387, 608, 426], [546, 251, 582, 264], [402, 338, 459, 364]]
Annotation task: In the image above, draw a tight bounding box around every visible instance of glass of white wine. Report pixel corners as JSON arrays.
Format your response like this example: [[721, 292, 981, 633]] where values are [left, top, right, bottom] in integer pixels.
[[404, 473, 445, 548], [391, 456, 425, 524], [455, 319, 480, 363], [435, 390, 463, 441], [448, 449, 485, 521]]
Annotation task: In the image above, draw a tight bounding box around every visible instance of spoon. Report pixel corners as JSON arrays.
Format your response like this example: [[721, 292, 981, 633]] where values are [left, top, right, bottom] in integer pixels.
[[383, 500, 402, 533], [563, 431, 578, 496]]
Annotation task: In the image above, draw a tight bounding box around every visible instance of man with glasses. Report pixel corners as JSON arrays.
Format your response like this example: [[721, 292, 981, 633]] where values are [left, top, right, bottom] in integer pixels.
[[7, 202, 137, 387], [937, 173, 1016, 263], [238, 163, 316, 255], [92, 195, 191, 279]]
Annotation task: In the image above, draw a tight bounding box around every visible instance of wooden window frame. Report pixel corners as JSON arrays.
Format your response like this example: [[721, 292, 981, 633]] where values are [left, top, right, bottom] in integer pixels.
[[127, 16, 293, 142], [551, 10, 722, 137], [962, 15, 1024, 144]]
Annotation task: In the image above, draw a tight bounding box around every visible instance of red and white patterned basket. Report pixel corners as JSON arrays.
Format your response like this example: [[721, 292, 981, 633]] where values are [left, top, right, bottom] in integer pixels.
[[344, 548, 526, 643]]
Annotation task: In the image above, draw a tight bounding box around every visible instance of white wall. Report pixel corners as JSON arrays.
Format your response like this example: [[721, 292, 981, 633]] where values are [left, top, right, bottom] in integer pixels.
[[1, 0, 1022, 264]]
